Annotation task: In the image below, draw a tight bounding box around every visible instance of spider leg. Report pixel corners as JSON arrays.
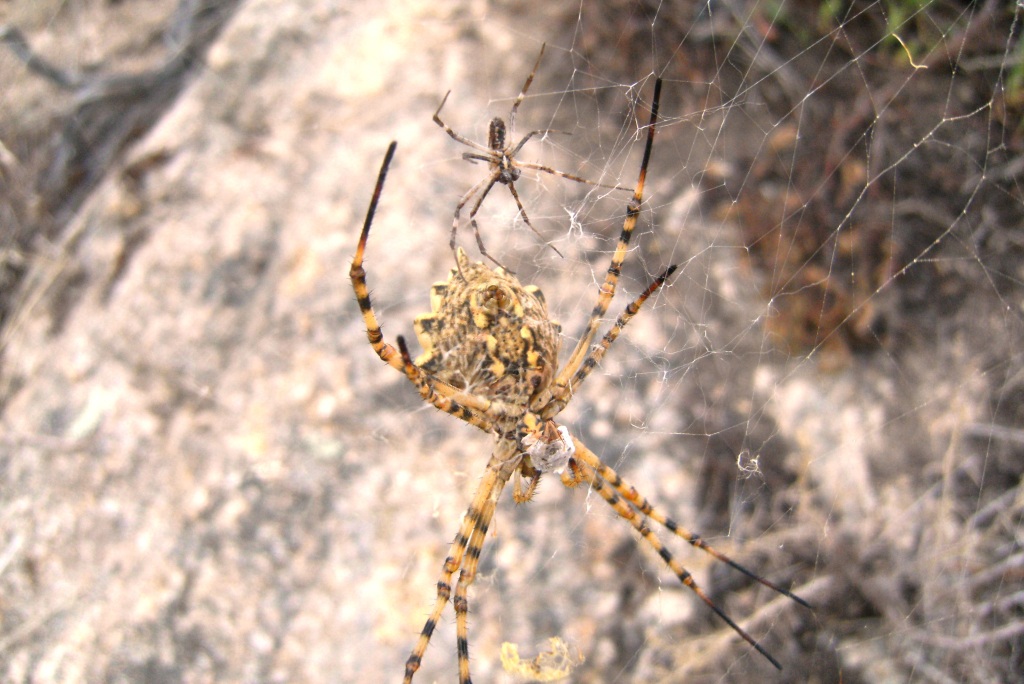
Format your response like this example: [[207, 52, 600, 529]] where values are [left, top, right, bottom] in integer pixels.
[[350, 141, 404, 373], [396, 336, 493, 432], [516, 159, 633, 192], [460, 174, 509, 270], [351, 144, 468, 402], [566, 438, 786, 671], [404, 452, 515, 684], [434, 90, 492, 154], [553, 78, 662, 390], [468, 217, 515, 271], [466, 173, 501, 223], [504, 180, 565, 259], [454, 476, 504, 684], [536, 263, 676, 416], [462, 152, 496, 164], [396, 335, 525, 426], [506, 129, 563, 158], [571, 442, 811, 609], [507, 42, 545, 136], [451, 173, 499, 252]]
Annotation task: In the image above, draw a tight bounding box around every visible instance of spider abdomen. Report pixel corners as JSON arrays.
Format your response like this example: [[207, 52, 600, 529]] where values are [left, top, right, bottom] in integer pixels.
[[488, 117, 507, 152], [413, 248, 560, 405]]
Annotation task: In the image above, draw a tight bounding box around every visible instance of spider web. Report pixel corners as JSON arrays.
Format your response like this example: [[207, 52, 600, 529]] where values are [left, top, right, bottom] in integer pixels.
[[0, 1, 1021, 683]]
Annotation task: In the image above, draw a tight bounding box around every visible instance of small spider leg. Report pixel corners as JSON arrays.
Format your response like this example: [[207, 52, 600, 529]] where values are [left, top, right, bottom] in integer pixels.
[[506, 128, 564, 158], [516, 159, 633, 192], [396, 336, 493, 432], [462, 152, 496, 164], [503, 180, 565, 259], [434, 90, 493, 155], [457, 173, 510, 270], [469, 217, 520, 271], [567, 439, 785, 671], [404, 454, 515, 684], [507, 42, 546, 135], [536, 263, 677, 417], [553, 77, 662, 390], [571, 443, 812, 609], [468, 174, 502, 217], [451, 173, 500, 252]]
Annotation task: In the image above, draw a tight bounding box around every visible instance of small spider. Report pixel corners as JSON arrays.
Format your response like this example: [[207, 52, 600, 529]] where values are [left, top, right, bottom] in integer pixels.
[[434, 42, 631, 267], [351, 79, 810, 683]]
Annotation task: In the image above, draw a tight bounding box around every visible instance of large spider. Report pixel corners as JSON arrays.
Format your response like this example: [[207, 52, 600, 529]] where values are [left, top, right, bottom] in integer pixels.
[[434, 42, 630, 267], [351, 79, 809, 683]]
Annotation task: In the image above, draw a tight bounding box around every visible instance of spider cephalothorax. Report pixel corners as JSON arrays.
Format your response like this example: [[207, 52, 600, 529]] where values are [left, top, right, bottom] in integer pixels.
[[351, 77, 809, 684], [413, 248, 560, 408]]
